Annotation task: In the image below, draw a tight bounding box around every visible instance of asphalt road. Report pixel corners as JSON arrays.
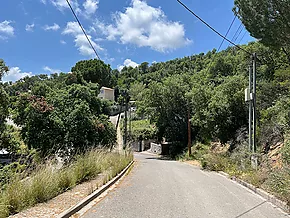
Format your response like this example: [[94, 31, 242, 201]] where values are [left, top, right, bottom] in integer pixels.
[[82, 152, 289, 218]]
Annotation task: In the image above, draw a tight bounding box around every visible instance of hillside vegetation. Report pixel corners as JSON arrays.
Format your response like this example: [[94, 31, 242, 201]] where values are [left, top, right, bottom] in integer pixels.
[[118, 42, 289, 153]]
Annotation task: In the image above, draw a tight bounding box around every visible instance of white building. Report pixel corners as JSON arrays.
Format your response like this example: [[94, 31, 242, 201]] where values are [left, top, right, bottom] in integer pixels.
[[98, 87, 115, 101]]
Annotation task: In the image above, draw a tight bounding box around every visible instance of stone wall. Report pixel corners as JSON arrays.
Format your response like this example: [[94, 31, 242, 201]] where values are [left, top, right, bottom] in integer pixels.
[[130, 139, 156, 152]]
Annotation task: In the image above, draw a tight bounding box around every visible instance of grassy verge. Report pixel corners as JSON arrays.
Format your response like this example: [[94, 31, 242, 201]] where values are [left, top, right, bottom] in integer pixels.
[[179, 142, 290, 206], [0, 149, 133, 217]]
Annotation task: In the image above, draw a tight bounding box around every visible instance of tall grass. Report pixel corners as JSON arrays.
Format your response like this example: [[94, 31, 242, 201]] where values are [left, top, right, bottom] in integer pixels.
[[0, 149, 133, 217]]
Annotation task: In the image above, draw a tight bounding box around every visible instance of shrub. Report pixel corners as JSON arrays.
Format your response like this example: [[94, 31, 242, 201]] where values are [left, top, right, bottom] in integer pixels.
[[281, 139, 290, 165], [191, 142, 210, 160], [241, 169, 269, 187], [0, 162, 26, 188], [264, 168, 290, 204], [201, 153, 232, 171]]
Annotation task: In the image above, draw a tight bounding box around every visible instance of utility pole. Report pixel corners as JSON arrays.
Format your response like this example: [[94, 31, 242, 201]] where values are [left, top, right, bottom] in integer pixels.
[[123, 91, 128, 149], [124, 100, 128, 149], [246, 53, 258, 169], [248, 65, 253, 152], [188, 108, 192, 156], [252, 53, 257, 153], [246, 54, 258, 169], [129, 102, 132, 138]]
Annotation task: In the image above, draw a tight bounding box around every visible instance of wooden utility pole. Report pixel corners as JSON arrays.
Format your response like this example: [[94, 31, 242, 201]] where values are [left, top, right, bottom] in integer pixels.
[[188, 109, 191, 156]]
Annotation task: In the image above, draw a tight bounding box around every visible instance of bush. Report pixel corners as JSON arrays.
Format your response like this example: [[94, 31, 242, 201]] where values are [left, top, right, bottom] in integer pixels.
[[201, 153, 232, 171], [264, 168, 290, 204], [0, 162, 26, 188], [0, 125, 23, 154], [281, 139, 290, 165], [191, 142, 210, 160], [241, 169, 268, 187]]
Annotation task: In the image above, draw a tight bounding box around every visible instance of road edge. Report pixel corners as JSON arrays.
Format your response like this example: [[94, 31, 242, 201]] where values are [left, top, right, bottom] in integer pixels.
[[57, 160, 134, 218], [218, 171, 290, 214]]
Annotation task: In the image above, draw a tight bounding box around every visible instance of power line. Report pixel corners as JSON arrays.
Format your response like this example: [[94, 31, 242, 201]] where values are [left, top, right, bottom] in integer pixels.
[[176, 0, 252, 56], [231, 23, 243, 42], [238, 31, 247, 44], [234, 26, 244, 42], [65, 0, 101, 60], [206, 15, 237, 74], [217, 16, 237, 52]]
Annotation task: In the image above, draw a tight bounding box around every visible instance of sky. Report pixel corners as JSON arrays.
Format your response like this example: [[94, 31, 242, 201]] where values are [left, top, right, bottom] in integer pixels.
[[0, 0, 255, 82]]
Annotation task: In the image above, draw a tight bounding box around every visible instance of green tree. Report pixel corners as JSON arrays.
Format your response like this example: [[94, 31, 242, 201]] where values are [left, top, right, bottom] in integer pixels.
[[234, 0, 290, 61], [71, 59, 116, 87], [0, 59, 9, 79], [144, 75, 191, 145], [0, 59, 18, 152], [0, 60, 9, 131], [13, 83, 116, 157]]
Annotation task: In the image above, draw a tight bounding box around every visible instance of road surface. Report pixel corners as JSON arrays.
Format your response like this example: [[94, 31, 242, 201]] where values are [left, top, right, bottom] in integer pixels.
[[82, 152, 289, 218]]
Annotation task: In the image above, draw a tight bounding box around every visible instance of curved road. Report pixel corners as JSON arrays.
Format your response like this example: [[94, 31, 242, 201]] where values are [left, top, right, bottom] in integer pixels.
[[82, 152, 289, 218]]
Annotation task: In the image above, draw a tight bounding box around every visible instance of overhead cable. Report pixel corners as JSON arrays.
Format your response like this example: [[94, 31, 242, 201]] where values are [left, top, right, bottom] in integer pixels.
[[65, 0, 101, 60], [176, 0, 252, 56]]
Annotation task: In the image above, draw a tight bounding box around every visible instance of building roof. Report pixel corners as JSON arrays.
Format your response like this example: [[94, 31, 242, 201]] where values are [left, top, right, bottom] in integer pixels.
[[100, 87, 114, 91]]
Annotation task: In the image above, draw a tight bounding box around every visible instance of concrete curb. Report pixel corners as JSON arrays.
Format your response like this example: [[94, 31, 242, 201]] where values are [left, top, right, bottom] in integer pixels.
[[57, 160, 134, 218], [218, 171, 290, 214]]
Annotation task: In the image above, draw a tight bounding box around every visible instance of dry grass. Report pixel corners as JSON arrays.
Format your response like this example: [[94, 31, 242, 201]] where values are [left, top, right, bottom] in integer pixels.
[[0, 149, 133, 217]]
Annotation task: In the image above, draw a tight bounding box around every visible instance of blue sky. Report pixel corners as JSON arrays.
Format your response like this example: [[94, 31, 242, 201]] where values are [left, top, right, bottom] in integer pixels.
[[0, 0, 254, 82]]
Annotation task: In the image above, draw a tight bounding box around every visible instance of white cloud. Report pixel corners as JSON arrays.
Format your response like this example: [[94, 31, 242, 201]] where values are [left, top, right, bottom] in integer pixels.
[[25, 23, 35, 32], [51, 0, 70, 9], [43, 66, 61, 74], [51, 0, 81, 13], [118, 59, 139, 71], [0, 21, 14, 40], [60, 40, 66, 44], [43, 23, 60, 31], [95, 38, 104, 42], [83, 0, 99, 15], [2, 67, 33, 82], [74, 34, 103, 56], [62, 21, 82, 35], [62, 21, 103, 56], [95, 0, 191, 52], [124, 59, 139, 68], [40, 0, 46, 4]]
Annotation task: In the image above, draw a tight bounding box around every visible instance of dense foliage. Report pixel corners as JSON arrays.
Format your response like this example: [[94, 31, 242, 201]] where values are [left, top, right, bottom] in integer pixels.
[[2, 61, 116, 157], [116, 41, 290, 155], [129, 120, 157, 141], [0, 60, 12, 152], [71, 59, 117, 88], [234, 0, 290, 62]]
